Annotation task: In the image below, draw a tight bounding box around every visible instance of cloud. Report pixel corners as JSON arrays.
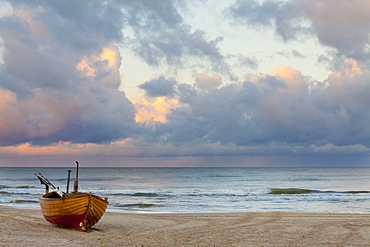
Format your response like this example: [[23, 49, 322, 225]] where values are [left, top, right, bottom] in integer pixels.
[[140, 63, 370, 157], [138, 76, 177, 97], [132, 96, 182, 124], [277, 50, 306, 59], [0, 0, 370, 163], [239, 56, 259, 70], [120, 1, 232, 77], [0, 0, 232, 146], [229, 0, 370, 59], [0, 1, 137, 146], [195, 73, 222, 91]]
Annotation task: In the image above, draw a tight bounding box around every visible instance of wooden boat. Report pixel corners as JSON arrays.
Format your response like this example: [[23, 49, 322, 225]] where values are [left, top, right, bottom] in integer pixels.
[[35, 162, 108, 232], [39, 192, 108, 231]]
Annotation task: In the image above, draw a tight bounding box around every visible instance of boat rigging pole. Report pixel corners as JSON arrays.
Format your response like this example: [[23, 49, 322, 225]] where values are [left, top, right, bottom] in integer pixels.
[[66, 170, 71, 194], [73, 161, 79, 193]]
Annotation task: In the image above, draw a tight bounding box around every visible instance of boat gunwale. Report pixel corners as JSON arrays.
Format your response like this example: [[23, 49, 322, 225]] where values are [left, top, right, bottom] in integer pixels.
[[39, 192, 106, 201]]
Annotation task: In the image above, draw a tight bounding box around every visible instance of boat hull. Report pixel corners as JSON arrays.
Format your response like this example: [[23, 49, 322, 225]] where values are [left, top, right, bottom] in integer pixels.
[[39, 192, 108, 232]]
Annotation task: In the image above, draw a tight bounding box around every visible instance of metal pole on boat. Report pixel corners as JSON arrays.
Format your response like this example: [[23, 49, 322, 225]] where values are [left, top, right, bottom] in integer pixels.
[[66, 170, 71, 194], [74, 161, 79, 193], [35, 173, 64, 197]]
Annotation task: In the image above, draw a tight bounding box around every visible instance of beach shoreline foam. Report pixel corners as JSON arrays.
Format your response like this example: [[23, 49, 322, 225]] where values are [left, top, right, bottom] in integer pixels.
[[1, 207, 369, 246]]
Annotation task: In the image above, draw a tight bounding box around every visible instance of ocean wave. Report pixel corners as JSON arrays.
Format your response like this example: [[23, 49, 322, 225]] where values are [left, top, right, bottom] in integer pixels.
[[291, 178, 323, 182], [132, 192, 160, 197], [16, 186, 37, 188], [110, 192, 171, 197], [268, 188, 314, 194], [268, 188, 370, 195], [9, 200, 39, 204], [116, 203, 155, 208], [111, 193, 131, 196], [342, 191, 370, 194], [0, 191, 31, 195]]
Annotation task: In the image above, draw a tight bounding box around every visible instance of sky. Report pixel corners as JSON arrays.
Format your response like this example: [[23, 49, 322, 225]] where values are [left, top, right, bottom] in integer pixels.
[[0, 0, 370, 167]]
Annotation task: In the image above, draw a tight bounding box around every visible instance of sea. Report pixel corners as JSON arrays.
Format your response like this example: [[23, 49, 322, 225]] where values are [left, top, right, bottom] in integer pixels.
[[0, 167, 369, 214]]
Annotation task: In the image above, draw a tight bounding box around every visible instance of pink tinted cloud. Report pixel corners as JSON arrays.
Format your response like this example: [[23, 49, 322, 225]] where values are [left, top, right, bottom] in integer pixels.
[[195, 73, 223, 91], [296, 0, 370, 54]]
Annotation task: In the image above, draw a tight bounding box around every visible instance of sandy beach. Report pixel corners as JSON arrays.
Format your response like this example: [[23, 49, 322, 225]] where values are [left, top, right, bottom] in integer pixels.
[[0, 207, 369, 246]]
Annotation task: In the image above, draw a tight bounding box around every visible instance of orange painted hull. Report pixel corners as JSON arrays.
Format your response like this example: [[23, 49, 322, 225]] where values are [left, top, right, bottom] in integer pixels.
[[39, 192, 108, 232]]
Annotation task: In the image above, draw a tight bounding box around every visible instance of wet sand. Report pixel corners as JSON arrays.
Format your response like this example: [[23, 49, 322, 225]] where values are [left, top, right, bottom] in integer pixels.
[[0, 207, 369, 246]]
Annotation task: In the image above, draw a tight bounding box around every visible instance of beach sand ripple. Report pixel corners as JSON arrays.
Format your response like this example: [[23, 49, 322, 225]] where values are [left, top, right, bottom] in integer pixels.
[[1, 208, 369, 246]]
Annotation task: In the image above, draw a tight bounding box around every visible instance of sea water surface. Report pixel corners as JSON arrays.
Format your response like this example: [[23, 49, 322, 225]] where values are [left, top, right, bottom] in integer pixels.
[[0, 167, 369, 214]]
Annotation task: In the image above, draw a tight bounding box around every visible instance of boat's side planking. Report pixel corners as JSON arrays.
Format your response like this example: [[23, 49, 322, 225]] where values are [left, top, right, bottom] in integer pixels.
[[39, 192, 108, 231]]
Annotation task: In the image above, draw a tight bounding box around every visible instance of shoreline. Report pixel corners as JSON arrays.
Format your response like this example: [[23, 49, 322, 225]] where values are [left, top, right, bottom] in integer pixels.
[[1, 207, 369, 246]]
